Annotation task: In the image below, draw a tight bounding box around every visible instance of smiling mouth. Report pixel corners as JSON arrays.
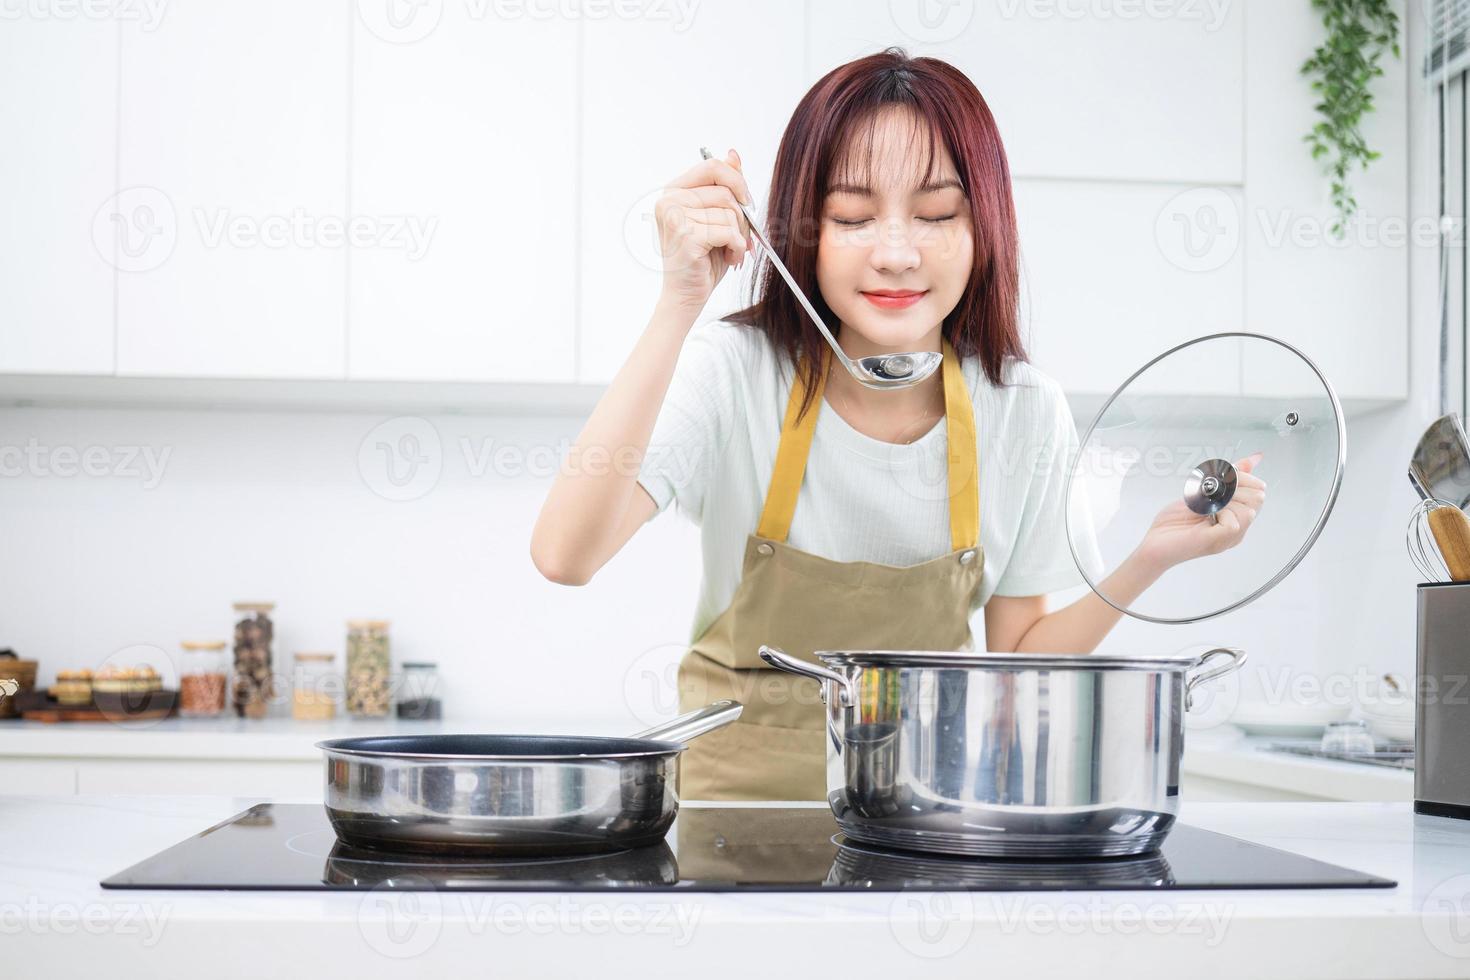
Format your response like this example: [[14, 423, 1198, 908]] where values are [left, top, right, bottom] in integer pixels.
[[861, 290, 927, 310]]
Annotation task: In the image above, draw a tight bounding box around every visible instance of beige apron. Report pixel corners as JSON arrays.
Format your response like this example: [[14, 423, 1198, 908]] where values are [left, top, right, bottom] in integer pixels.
[[675, 337, 984, 801]]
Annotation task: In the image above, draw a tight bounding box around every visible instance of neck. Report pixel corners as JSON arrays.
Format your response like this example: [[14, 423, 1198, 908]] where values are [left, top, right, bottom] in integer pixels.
[[824, 321, 946, 421]]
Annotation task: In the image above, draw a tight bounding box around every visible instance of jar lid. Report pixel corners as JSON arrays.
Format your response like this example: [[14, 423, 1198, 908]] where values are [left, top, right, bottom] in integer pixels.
[[233, 602, 276, 613], [294, 652, 336, 662], [1063, 332, 1345, 624], [180, 641, 226, 651], [400, 661, 437, 669], [346, 619, 390, 629]]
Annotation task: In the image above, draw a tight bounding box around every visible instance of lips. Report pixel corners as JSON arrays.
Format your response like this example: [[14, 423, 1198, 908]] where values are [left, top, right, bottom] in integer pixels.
[[861, 289, 927, 310]]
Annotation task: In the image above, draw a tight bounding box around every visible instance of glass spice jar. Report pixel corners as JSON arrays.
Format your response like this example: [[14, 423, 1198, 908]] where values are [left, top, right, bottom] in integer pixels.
[[292, 652, 338, 721], [345, 619, 390, 718], [231, 602, 276, 719], [396, 661, 442, 720], [179, 641, 228, 717]]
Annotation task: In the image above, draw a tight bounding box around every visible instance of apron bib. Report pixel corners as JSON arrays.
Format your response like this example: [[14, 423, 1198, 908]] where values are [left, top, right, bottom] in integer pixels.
[[676, 338, 984, 801]]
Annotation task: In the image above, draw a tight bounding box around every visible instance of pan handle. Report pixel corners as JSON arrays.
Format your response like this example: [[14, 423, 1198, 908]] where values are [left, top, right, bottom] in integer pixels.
[[1185, 647, 1247, 710], [758, 645, 857, 708], [632, 699, 743, 744]]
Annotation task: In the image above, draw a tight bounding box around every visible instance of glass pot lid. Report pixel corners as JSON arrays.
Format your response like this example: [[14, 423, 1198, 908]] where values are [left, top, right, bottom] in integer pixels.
[[1063, 332, 1346, 624]]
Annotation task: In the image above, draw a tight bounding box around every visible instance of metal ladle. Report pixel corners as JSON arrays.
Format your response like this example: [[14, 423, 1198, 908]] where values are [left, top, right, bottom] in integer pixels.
[[699, 147, 942, 390]]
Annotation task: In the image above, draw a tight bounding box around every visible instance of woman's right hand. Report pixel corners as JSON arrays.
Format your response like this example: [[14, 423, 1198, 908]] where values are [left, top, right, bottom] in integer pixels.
[[654, 148, 756, 315]]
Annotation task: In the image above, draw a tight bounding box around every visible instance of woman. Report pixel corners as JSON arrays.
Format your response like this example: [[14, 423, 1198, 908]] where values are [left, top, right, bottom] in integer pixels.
[[531, 49, 1264, 801]]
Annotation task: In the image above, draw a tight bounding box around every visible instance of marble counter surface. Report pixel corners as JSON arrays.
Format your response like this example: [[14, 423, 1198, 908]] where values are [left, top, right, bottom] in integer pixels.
[[3, 794, 1470, 978]]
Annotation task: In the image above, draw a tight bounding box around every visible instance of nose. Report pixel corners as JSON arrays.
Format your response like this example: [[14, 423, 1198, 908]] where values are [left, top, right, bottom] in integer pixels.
[[868, 218, 921, 274]]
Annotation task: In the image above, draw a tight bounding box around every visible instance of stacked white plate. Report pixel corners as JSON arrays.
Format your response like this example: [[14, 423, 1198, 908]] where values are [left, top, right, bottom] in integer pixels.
[[1354, 674, 1415, 744], [1228, 700, 1351, 738]]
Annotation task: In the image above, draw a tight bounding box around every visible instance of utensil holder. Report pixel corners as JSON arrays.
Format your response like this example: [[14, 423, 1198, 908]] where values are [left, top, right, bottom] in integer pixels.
[[1415, 581, 1470, 819]]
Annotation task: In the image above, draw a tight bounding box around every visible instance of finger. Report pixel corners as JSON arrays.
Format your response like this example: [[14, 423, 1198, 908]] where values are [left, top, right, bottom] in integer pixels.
[[685, 208, 748, 263], [666, 155, 754, 206], [688, 221, 743, 267], [1232, 487, 1265, 508], [1236, 471, 1267, 491], [1234, 451, 1264, 474], [1228, 502, 1258, 530], [683, 184, 753, 245]]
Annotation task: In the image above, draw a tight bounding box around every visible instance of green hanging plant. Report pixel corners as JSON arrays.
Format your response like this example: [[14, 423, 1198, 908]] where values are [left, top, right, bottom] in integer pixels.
[[1300, 0, 1401, 238]]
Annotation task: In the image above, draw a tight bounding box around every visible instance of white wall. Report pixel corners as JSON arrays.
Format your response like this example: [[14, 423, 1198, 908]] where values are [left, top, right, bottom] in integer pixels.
[[0, 0, 1440, 731]]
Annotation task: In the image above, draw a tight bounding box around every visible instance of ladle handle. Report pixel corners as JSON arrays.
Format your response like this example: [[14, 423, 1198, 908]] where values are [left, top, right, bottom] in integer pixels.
[[699, 147, 849, 373]]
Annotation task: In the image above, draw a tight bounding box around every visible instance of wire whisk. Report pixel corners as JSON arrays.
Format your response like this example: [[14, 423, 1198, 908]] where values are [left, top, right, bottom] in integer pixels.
[[1408, 497, 1456, 582]]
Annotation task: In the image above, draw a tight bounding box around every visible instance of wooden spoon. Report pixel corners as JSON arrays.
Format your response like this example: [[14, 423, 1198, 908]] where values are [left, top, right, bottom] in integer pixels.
[[1428, 504, 1470, 581]]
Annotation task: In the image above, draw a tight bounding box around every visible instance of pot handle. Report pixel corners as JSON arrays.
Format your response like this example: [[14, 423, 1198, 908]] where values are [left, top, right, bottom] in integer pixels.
[[632, 699, 743, 744], [1185, 647, 1247, 710], [758, 645, 857, 708]]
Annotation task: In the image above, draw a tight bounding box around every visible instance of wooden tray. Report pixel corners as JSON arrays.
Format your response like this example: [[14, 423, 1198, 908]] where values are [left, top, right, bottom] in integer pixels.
[[21, 705, 174, 723]]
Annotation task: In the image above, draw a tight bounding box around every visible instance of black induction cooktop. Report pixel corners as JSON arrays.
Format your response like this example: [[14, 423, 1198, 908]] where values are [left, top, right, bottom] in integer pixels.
[[100, 804, 1394, 893]]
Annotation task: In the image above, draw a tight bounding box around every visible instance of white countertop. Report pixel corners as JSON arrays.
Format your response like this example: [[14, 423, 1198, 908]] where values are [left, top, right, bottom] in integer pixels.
[[1182, 727, 1415, 802], [4, 794, 1470, 978]]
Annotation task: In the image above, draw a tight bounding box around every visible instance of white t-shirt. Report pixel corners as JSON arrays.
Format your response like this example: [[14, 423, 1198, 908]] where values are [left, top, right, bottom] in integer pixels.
[[637, 319, 1104, 645]]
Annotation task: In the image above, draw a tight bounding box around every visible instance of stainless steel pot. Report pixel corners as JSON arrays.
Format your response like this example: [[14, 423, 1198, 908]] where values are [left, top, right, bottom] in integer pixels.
[[759, 646, 1245, 858], [317, 700, 742, 855]]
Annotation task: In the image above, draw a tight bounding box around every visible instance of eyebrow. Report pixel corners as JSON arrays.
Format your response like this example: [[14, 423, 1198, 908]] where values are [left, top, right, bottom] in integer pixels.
[[827, 179, 964, 197]]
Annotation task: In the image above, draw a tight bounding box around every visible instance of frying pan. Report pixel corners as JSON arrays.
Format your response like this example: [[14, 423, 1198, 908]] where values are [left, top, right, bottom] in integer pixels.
[[317, 699, 742, 855]]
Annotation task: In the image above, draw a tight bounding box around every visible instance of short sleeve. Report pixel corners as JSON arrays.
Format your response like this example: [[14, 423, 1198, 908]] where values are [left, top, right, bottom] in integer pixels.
[[636, 321, 739, 524], [991, 377, 1104, 596]]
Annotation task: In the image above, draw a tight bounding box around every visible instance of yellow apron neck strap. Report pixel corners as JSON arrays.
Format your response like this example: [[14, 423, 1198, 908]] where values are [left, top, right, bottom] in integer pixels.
[[756, 339, 979, 550]]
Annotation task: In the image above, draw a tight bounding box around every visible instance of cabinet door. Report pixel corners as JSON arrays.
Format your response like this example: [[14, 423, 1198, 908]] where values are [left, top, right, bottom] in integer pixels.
[[1241, 0, 1408, 401], [577, 1, 807, 384], [806, 0, 1244, 185], [75, 759, 320, 797], [348, 7, 578, 382], [0, 16, 117, 374], [0, 759, 77, 795], [115, 1, 348, 378], [1018, 180, 1244, 395]]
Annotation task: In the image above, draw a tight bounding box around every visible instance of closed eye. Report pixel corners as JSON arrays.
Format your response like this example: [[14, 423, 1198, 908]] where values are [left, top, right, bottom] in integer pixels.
[[919, 214, 958, 223]]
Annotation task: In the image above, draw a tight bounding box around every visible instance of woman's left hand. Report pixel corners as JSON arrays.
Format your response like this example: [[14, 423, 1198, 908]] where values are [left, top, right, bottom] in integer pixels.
[[1133, 452, 1266, 574]]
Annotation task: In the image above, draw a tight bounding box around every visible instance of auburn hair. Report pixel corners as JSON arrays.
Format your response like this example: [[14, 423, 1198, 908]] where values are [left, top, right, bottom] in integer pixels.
[[726, 47, 1025, 421]]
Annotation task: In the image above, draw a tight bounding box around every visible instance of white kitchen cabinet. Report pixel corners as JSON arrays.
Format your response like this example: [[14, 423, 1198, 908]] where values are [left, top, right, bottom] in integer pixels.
[[1241, 0, 1409, 402], [0, 759, 77, 795], [114, 1, 348, 379], [1016, 180, 1245, 395], [576, 1, 808, 384], [74, 759, 319, 797], [348, 7, 578, 383], [805, 0, 1245, 185], [0, 17, 118, 375]]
